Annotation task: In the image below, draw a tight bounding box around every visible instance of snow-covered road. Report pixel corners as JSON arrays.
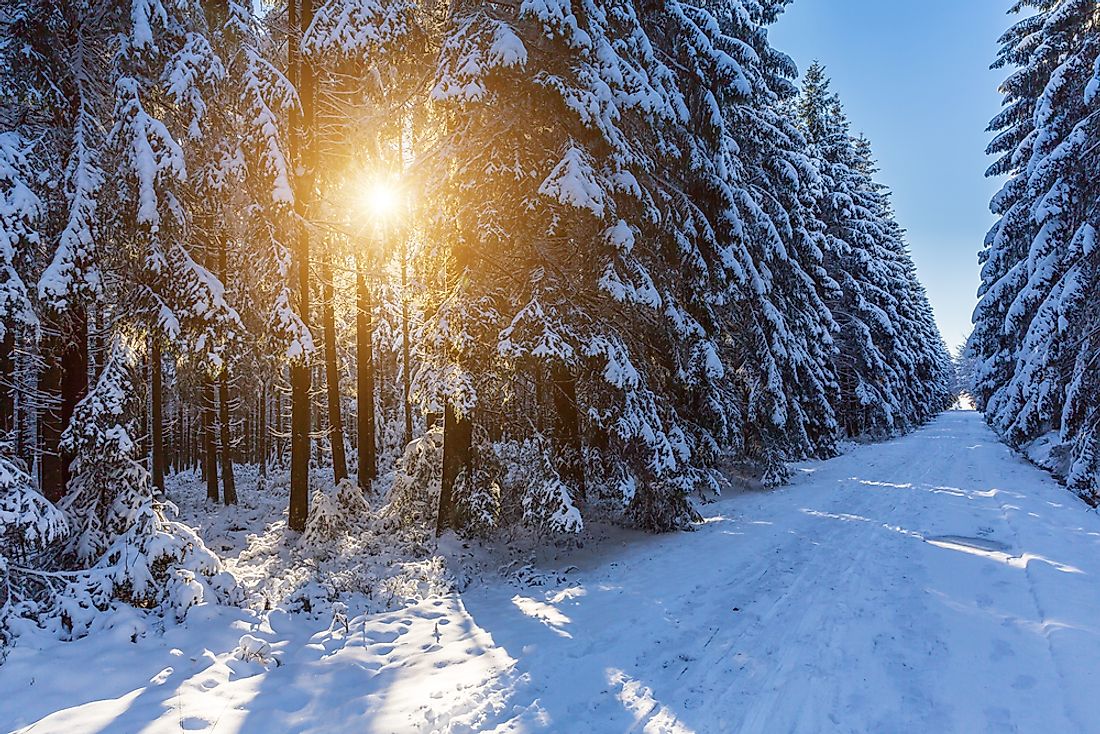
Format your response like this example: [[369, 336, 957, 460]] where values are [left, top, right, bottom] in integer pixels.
[[3, 411, 1100, 733]]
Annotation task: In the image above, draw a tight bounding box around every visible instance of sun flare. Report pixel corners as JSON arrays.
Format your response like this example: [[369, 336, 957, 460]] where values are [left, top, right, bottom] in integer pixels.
[[360, 180, 400, 220]]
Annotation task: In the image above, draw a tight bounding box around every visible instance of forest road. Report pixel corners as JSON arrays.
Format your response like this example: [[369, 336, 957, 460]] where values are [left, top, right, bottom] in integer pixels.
[[461, 410, 1100, 733]]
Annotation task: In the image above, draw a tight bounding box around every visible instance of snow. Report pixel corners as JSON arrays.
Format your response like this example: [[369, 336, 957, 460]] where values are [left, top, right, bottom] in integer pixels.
[[4, 412, 1100, 732], [304, 0, 417, 58], [538, 144, 607, 217]]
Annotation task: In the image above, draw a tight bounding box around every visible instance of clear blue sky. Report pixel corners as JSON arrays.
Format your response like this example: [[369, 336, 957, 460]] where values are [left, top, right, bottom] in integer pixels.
[[770, 0, 1010, 351]]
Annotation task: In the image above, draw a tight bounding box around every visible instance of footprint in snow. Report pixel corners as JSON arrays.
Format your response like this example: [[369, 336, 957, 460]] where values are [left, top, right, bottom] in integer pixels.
[[273, 689, 310, 713], [1012, 675, 1036, 690], [990, 639, 1014, 661]]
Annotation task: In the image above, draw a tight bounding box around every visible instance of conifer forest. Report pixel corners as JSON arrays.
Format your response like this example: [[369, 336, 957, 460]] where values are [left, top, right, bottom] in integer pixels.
[[0, 2, 1099, 733]]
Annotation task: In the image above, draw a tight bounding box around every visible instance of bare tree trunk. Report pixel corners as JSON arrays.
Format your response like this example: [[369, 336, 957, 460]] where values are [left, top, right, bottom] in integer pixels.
[[314, 367, 324, 466], [242, 396, 251, 465], [552, 362, 585, 503], [91, 310, 102, 381], [215, 230, 237, 505], [288, 0, 314, 532], [0, 326, 13, 437], [150, 337, 165, 493], [401, 239, 412, 446], [204, 381, 219, 502], [399, 122, 413, 446], [259, 382, 268, 478], [321, 251, 347, 483], [39, 313, 88, 503], [39, 344, 63, 503], [218, 373, 237, 504], [175, 395, 184, 474], [437, 245, 471, 535], [58, 311, 88, 494], [15, 334, 28, 465], [438, 403, 471, 535], [356, 261, 375, 489], [186, 403, 192, 473], [275, 386, 284, 469]]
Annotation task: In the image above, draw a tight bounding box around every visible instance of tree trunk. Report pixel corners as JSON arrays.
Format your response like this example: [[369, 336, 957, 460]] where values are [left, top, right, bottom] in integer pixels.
[[178, 397, 185, 474], [215, 228, 237, 505], [314, 368, 324, 466], [438, 402, 471, 535], [39, 344, 63, 503], [204, 381, 219, 502], [259, 382, 268, 478], [218, 373, 237, 504], [150, 338, 165, 493], [92, 308, 104, 382], [356, 262, 375, 489], [59, 311, 88, 494], [401, 239, 412, 446], [321, 252, 347, 483], [552, 362, 585, 503], [287, 0, 314, 532], [0, 326, 13, 437], [437, 234, 472, 535]]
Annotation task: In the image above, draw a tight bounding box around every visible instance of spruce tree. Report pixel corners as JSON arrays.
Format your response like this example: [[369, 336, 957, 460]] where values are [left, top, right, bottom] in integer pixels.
[[972, 0, 1100, 502]]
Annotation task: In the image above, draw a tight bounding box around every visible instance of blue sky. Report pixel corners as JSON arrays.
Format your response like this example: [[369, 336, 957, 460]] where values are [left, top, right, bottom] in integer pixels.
[[770, 0, 1011, 351]]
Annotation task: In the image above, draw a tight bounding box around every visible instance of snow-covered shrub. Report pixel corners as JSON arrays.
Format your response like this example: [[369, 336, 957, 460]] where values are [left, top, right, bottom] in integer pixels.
[[303, 488, 345, 547], [235, 633, 277, 666], [0, 454, 67, 562], [52, 500, 240, 638], [494, 436, 582, 535], [522, 474, 583, 534], [374, 555, 454, 605], [302, 479, 369, 547], [386, 427, 443, 528], [0, 454, 68, 654], [451, 462, 502, 538]]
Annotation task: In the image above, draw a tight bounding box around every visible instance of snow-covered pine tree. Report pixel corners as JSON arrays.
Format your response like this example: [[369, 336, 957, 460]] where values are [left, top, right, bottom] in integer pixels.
[[971, 2, 1057, 420], [1, 0, 110, 503], [0, 132, 41, 356], [867, 175, 956, 425], [639, 0, 843, 484], [797, 65, 904, 438], [0, 453, 66, 651], [973, 0, 1100, 501], [424, 0, 734, 531], [0, 117, 55, 646], [57, 339, 237, 638], [797, 66, 954, 437], [0, 0, 258, 632]]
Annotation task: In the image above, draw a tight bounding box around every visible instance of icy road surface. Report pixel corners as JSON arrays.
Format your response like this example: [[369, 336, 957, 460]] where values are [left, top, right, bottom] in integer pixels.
[[3, 411, 1100, 733]]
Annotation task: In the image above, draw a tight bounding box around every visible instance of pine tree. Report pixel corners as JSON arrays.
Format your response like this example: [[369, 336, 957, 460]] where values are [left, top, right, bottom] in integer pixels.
[[0, 451, 66, 652], [972, 0, 1100, 502], [642, 0, 843, 484], [798, 63, 954, 438], [424, 0, 721, 530], [57, 339, 237, 637]]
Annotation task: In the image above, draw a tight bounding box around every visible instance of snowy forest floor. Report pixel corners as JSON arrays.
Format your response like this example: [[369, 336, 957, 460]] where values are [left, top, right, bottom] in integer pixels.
[[3, 411, 1100, 733]]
